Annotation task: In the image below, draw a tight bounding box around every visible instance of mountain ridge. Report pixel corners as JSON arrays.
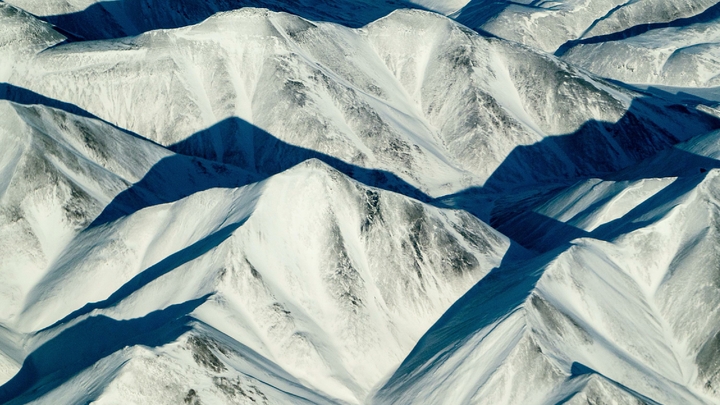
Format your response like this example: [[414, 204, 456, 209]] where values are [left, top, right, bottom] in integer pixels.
[[2, 0, 720, 403]]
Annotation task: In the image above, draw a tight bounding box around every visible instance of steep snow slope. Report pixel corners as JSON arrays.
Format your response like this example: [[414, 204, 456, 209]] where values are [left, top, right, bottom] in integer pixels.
[[488, 127, 720, 251], [3, 0, 439, 39], [8, 0, 720, 87], [0, 3, 64, 81], [6, 0, 718, 56], [4, 8, 717, 198], [451, 0, 718, 53], [563, 16, 720, 87], [0, 99, 513, 403], [447, 0, 720, 87], [375, 130, 720, 404], [0, 100, 170, 324], [3, 1, 720, 404]]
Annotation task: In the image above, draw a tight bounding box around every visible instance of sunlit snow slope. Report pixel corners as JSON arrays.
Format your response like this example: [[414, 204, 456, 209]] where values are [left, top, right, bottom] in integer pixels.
[[2, 0, 720, 404], [562, 14, 720, 87], [4, 5, 718, 195], [374, 133, 720, 404], [449, 0, 720, 87], [7, 0, 720, 87], [0, 98, 513, 404]]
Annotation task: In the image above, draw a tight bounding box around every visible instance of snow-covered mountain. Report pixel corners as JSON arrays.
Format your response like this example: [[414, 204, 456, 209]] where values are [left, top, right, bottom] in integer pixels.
[[448, 0, 720, 87], [5, 4, 718, 194], [0, 98, 513, 403], [374, 130, 720, 404], [2, 0, 720, 404], [561, 13, 720, 87], [7, 0, 720, 88], [452, 0, 717, 52]]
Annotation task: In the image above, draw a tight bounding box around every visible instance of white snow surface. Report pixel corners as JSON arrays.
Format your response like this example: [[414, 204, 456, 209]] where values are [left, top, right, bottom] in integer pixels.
[[446, 0, 720, 87], [6, 0, 720, 88], [450, 0, 717, 52], [3, 6, 716, 196], [0, 98, 511, 403], [372, 126, 720, 404], [375, 167, 720, 405], [2, 1, 720, 405]]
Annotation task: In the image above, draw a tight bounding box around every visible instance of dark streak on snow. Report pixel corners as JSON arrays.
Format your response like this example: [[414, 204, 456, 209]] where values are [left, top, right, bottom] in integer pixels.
[[188, 335, 228, 373]]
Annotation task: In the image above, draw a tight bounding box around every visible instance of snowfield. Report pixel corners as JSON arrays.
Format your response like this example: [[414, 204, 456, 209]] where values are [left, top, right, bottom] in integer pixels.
[[2, 0, 720, 404]]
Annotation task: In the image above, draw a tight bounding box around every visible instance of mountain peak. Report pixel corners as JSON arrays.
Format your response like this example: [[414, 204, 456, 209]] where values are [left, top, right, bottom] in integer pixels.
[[3, 0, 720, 403]]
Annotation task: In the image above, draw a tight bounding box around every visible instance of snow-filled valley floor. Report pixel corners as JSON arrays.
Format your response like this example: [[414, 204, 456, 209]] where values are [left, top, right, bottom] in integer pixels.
[[2, 0, 720, 404]]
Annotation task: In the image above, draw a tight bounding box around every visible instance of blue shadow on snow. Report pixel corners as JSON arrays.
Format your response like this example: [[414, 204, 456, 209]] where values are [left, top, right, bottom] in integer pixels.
[[0, 296, 210, 404]]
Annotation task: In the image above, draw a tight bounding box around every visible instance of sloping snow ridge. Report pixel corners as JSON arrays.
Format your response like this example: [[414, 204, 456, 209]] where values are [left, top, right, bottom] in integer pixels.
[[4, 6, 718, 194], [6, 0, 720, 87], [452, 0, 718, 52], [562, 16, 720, 87], [375, 165, 720, 404], [2, 0, 720, 404], [447, 0, 720, 87], [0, 98, 512, 404]]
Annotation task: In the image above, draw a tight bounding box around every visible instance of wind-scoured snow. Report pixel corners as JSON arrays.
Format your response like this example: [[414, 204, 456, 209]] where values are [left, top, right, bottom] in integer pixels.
[[563, 16, 720, 87], [446, 0, 720, 87], [4, 7, 716, 197], [376, 187, 720, 403], [0, 3, 64, 81], [8, 0, 720, 88], [2, 0, 720, 404], [451, 0, 717, 53], [0, 98, 513, 403], [376, 128, 720, 404]]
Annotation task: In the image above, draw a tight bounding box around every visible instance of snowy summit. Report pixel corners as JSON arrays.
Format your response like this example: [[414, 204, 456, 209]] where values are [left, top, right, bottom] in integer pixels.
[[1, 0, 720, 404]]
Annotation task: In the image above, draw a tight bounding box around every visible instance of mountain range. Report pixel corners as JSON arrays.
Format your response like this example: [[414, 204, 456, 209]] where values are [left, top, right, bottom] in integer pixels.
[[2, 0, 720, 403]]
